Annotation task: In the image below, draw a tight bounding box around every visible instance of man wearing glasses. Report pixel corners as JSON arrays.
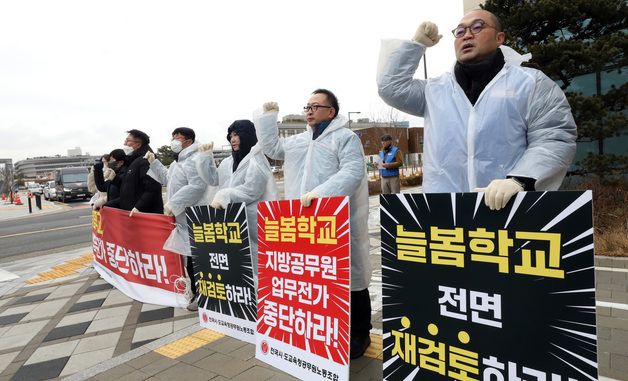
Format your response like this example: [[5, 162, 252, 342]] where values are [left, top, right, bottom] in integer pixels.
[[377, 9, 576, 210], [255, 89, 373, 359]]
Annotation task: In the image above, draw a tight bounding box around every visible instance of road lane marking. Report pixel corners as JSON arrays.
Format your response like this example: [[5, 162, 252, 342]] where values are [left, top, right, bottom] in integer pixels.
[[0, 223, 91, 239]]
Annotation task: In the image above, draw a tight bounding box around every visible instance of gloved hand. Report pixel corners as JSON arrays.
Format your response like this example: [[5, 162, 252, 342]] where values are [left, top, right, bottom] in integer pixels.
[[164, 204, 174, 216], [210, 199, 223, 210], [413, 21, 442, 47], [103, 167, 116, 181], [198, 142, 214, 153], [474, 179, 524, 211], [129, 207, 139, 217], [92, 197, 107, 210], [301, 192, 319, 207], [263, 102, 279, 113], [144, 151, 155, 163]]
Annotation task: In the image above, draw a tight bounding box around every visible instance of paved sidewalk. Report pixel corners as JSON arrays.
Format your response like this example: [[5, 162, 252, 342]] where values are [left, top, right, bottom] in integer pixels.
[[0, 189, 626, 380], [0, 193, 65, 222]]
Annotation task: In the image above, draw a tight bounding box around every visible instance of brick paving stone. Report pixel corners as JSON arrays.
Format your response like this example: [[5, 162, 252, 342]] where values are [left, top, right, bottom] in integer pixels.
[[153, 362, 215, 381], [230, 365, 279, 381], [127, 352, 167, 370], [350, 356, 373, 374], [111, 370, 153, 381], [352, 358, 383, 381], [136, 355, 179, 376], [194, 352, 252, 378], [88, 364, 138, 381], [177, 347, 215, 365], [11, 356, 69, 381], [206, 336, 249, 355], [228, 343, 256, 361], [10, 293, 50, 306], [611, 308, 628, 319], [610, 353, 628, 373], [268, 373, 299, 381]]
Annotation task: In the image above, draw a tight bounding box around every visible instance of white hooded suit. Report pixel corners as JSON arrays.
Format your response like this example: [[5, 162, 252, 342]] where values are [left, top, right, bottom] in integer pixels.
[[254, 112, 372, 292]]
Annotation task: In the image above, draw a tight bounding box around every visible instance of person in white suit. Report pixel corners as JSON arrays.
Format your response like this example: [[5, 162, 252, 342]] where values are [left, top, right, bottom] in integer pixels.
[[195, 119, 278, 282], [377, 9, 577, 210], [254, 89, 373, 359], [144, 127, 213, 311]]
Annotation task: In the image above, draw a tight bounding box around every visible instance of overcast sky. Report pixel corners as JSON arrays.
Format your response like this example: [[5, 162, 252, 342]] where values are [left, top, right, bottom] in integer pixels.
[[0, 1, 463, 162]]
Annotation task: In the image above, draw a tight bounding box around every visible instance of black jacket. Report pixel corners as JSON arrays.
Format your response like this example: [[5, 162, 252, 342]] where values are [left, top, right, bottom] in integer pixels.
[[105, 145, 163, 213], [94, 161, 126, 202]]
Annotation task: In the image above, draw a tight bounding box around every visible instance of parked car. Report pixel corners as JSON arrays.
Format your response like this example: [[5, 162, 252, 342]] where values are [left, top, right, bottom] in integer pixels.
[[27, 183, 43, 195], [43, 181, 56, 201], [271, 166, 283, 173], [55, 167, 91, 202]]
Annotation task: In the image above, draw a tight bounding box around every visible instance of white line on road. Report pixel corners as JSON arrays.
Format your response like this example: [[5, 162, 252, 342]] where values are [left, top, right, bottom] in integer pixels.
[[0, 223, 92, 239], [596, 266, 628, 273]]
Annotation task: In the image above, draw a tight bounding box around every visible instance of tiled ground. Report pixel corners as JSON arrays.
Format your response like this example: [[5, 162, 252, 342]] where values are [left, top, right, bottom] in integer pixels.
[[0, 191, 626, 380], [0, 272, 198, 380]]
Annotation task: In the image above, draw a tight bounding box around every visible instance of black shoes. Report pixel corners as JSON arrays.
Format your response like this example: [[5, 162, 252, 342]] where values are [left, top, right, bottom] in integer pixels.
[[350, 334, 371, 359]]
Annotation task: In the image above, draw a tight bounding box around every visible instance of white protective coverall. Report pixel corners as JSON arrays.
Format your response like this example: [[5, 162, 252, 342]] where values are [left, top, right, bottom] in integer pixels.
[[254, 112, 372, 292], [377, 40, 577, 192], [148, 141, 214, 255], [194, 144, 278, 275]]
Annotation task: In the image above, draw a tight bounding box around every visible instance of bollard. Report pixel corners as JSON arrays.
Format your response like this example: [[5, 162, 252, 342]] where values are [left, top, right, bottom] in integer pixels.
[[28, 196, 32, 213], [35, 194, 42, 210]]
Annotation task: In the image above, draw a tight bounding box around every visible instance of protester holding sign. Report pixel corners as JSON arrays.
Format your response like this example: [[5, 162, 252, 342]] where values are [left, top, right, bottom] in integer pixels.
[[144, 127, 212, 311], [254, 89, 373, 359], [195, 120, 278, 280], [377, 9, 576, 210]]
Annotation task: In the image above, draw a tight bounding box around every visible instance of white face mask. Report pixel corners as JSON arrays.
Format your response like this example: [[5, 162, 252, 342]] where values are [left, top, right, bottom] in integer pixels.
[[170, 139, 183, 153], [122, 146, 134, 155]]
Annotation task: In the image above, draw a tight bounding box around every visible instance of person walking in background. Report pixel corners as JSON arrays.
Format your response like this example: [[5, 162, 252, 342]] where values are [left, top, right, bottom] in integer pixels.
[[144, 127, 211, 311], [377, 9, 576, 210], [255, 89, 373, 359], [378, 134, 403, 194], [104, 129, 163, 215]]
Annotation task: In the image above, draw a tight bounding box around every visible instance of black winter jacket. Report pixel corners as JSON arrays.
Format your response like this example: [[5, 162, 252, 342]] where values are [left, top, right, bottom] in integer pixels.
[[105, 145, 163, 213]]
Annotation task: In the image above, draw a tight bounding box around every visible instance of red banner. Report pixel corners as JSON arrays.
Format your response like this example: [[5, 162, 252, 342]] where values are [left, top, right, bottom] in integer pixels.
[[92, 207, 188, 308], [256, 196, 350, 381]]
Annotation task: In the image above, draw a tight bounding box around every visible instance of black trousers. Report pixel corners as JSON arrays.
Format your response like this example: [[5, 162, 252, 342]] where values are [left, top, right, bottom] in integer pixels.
[[186, 256, 198, 298], [351, 288, 372, 338]]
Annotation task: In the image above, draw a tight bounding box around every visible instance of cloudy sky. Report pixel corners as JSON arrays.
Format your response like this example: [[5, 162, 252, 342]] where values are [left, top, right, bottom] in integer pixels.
[[0, 1, 463, 162]]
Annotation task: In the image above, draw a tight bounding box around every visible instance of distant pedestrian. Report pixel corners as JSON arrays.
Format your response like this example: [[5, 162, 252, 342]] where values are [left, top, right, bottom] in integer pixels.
[[378, 134, 403, 194]]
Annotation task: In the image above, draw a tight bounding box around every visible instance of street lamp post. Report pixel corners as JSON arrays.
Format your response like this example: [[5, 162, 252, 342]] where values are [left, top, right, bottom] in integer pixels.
[[348, 111, 361, 130]]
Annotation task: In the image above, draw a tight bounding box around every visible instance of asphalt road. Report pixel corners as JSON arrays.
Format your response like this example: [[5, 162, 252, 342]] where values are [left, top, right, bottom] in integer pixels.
[[0, 202, 92, 262]]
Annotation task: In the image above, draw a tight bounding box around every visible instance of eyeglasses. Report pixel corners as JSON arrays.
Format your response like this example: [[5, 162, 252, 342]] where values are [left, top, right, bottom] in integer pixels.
[[451, 20, 496, 38], [303, 105, 332, 113], [124, 138, 140, 143]]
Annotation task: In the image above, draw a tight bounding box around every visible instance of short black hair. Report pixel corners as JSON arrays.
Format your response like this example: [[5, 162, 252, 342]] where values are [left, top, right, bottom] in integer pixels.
[[109, 149, 126, 162], [381, 134, 393, 141], [126, 129, 150, 146], [172, 127, 195, 142], [312, 88, 339, 119]]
